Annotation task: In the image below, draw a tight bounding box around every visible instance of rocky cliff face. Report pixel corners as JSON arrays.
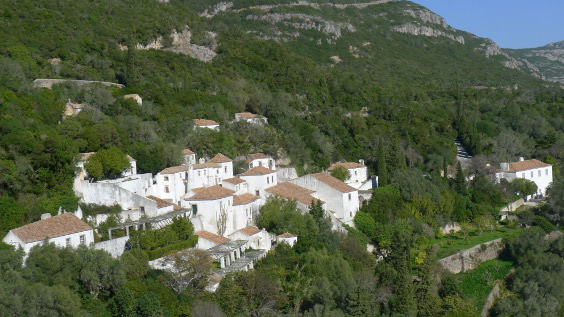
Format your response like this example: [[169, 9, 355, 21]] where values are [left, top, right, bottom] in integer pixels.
[[504, 40, 564, 83]]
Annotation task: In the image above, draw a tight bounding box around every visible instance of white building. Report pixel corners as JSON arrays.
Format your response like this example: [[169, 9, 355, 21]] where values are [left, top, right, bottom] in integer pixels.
[[222, 177, 248, 195], [195, 230, 230, 250], [265, 182, 325, 212], [182, 148, 196, 165], [187, 163, 222, 189], [2, 213, 94, 255], [234, 112, 268, 125], [193, 119, 220, 131], [232, 193, 260, 230], [228, 226, 271, 250], [276, 233, 298, 247], [245, 153, 276, 170], [154, 165, 188, 205], [327, 161, 369, 189], [208, 153, 234, 180], [290, 173, 359, 226], [185, 185, 236, 235], [494, 158, 553, 198], [239, 166, 277, 198]]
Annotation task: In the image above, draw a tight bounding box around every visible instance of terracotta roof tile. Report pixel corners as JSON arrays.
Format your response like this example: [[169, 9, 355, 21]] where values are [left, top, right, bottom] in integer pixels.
[[186, 185, 235, 201], [159, 165, 189, 174], [80, 152, 135, 162], [310, 173, 356, 193], [248, 153, 269, 159], [240, 166, 276, 176], [328, 162, 365, 170], [208, 153, 232, 163], [278, 232, 296, 238], [192, 163, 220, 170], [223, 177, 246, 185], [193, 119, 219, 126], [236, 112, 258, 119], [265, 182, 323, 206], [508, 159, 551, 172], [146, 196, 183, 211], [233, 193, 259, 206], [195, 231, 230, 244], [236, 225, 261, 236], [11, 213, 92, 243], [182, 148, 195, 155]]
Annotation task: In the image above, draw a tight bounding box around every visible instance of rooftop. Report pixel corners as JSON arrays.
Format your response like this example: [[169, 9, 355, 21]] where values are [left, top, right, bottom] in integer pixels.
[[236, 112, 258, 119], [182, 148, 195, 155], [240, 166, 276, 176], [233, 193, 259, 206], [265, 182, 323, 206], [223, 177, 246, 185], [208, 153, 232, 163], [146, 195, 183, 211], [192, 162, 220, 170], [236, 225, 261, 236], [310, 173, 356, 193], [193, 119, 219, 126], [11, 213, 92, 243], [186, 185, 235, 201], [247, 153, 269, 160], [507, 159, 551, 172], [80, 152, 135, 162], [159, 165, 188, 174], [278, 232, 297, 238], [328, 161, 365, 170], [195, 231, 230, 245]]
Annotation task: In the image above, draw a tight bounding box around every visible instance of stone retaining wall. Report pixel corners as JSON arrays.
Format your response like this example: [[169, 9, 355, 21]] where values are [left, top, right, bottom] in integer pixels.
[[438, 238, 504, 274]]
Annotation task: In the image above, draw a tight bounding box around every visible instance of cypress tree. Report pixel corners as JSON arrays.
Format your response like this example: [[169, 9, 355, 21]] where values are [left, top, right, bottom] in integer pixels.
[[455, 161, 466, 194], [125, 44, 140, 88], [443, 157, 449, 179], [377, 137, 388, 186]]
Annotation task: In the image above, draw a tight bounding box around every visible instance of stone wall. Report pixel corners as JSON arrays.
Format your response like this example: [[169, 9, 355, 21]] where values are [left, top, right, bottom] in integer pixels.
[[77, 180, 158, 216], [500, 198, 525, 212], [33, 79, 124, 89], [93, 236, 129, 258], [277, 167, 298, 182], [438, 238, 504, 274]]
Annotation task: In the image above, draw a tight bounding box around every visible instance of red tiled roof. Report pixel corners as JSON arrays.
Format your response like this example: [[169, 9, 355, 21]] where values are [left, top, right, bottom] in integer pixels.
[[186, 185, 235, 201], [146, 196, 183, 211], [237, 225, 261, 236], [265, 182, 323, 206], [508, 159, 551, 172], [208, 153, 232, 163], [11, 213, 92, 243], [223, 177, 246, 185], [278, 232, 296, 238], [248, 153, 269, 160], [310, 173, 356, 193], [193, 119, 219, 126], [182, 148, 195, 155], [233, 193, 259, 206], [240, 166, 276, 176], [80, 152, 135, 162], [159, 165, 188, 174], [195, 231, 230, 244], [192, 163, 220, 170], [236, 112, 258, 119], [328, 162, 365, 170]]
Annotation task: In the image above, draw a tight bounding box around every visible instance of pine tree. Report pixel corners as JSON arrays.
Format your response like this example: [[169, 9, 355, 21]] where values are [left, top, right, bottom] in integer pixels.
[[443, 157, 449, 179], [125, 44, 140, 88], [455, 161, 466, 194], [377, 137, 388, 186]]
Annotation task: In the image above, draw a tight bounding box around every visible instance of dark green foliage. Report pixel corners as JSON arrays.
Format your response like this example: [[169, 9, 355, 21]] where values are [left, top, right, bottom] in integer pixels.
[[330, 165, 350, 182], [454, 161, 466, 195], [129, 216, 195, 255], [511, 178, 538, 197], [84, 147, 131, 180], [377, 137, 388, 186]]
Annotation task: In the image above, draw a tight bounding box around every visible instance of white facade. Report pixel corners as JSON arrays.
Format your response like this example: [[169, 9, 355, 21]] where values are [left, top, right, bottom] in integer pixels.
[[290, 173, 359, 226], [154, 166, 188, 205], [232, 194, 261, 230], [494, 158, 553, 197], [328, 161, 368, 189], [187, 163, 222, 189], [182, 149, 197, 165], [2, 213, 94, 255], [239, 166, 277, 198], [184, 186, 236, 235], [208, 153, 234, 181], [246, 153, 276, 170], [193, 119, 220, 131], [277, 233, 298, 247], [228, 226, 271, 250], [223, 177, 249, 195], [234, 112, 268, 126]]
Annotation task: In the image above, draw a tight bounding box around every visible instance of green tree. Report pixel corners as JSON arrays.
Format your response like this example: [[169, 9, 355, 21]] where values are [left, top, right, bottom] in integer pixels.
[[84, 147, 131, 180], [377, 137, 388, 186], [511, 178, 537, 197], [454, 161, 466, 195], [330, 165, 350, 182]]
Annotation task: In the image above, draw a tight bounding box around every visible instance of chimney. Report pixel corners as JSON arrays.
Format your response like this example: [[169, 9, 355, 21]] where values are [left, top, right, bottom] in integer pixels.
[[359, 159, 365, 166], [500, 163, 509, 171], [199, 157, 205, 164], [519, 157, 525, 161], [41, 213, 52, 220]]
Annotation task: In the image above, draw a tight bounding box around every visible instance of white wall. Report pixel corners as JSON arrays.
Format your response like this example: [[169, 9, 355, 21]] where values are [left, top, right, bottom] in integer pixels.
[[497, 166, 553, 197], [155, 171, 187, 205], [249, 158, 275, 170], [240, 173, 277, 198], [3, 229, 95, 255], [93, 236, 129, 258], [186, 196, 234, 235], [346, 167, 368, 188]]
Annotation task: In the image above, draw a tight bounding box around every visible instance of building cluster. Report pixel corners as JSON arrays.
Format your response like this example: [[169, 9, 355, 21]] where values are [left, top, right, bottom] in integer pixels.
[[492, 157, 553, 199]]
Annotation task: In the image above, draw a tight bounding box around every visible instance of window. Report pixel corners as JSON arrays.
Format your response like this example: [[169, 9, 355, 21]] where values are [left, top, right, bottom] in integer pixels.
[[267, 177, 270, 184], [80, 235, 86, 245], [198, 171, 201, 176], [546, 169, 549, 175], [224, 166, 227, 173], [256, 190, 259, 196], [538, 170, 541, 177], [66, 238, 71, 247], [192, 204, 198, 215], [165, 186, 169, 193], [140, 206, 145, 212], [348, 193, 351, 200], [164, 176, 169, 181]]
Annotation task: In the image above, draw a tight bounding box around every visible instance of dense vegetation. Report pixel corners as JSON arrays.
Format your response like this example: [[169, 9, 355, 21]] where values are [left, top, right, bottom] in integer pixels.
[[0, 0, 563, 315]]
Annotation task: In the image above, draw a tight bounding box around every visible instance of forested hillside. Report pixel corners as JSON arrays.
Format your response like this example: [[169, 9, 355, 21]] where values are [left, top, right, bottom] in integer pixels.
[[0, 0, 563, 316]]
